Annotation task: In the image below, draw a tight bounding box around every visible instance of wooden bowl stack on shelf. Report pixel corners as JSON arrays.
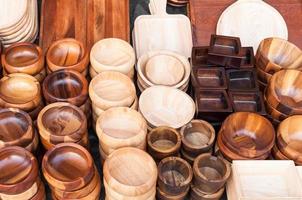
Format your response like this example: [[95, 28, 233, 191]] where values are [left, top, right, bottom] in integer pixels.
[[137, 50, 191, 92], [37, 102, 89, 150], [46, 38, 89, 76], [42, 143, 101, 200], [1, 42, 45, 83], [0, 146, 45, 199], [0, 73, 43, 119], [103, 147, 157, 200], [217, 112, 275, 161], [0, 0, 38, 47], [96, 107, 147, 164], [256, 37, 302, 91], [90, 38, 135, 79], [157, 157, 193, 200], [0, 108, 38, 153]]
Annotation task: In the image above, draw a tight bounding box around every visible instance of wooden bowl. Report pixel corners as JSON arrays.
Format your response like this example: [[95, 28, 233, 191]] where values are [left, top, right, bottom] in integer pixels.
[[180, 120, 215, 155], [2, 42, 44, 75], [220, 112, 275, 158], [46, 38, 89, 73], [90, 38, 135, 75], [272, 144, 289, 161], [256, 67, 272, 84], [25, 129, 39, 153], [0, 146, 38, 195], [156, 186, 189, 200], [37, 102, 88, 149], [103, 147, 157, 197], [193, 154, 230, 194], [147, 126, 181, 161], [0, 73, 41, 111], [89, 71, 136, 110], [157, 157, 192, 195], [42, 143, 94, 191], [256, 38, 302, 74], [264, 92, 288, 121], [30, 181, 46, 200], [190, 184, 225, 200], [96, 107, 147, 155], [139, 86, 195, 129], [43, 70, 88, 107]]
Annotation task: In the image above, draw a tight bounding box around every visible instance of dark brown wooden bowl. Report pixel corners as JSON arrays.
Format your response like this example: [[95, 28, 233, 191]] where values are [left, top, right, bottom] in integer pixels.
[[190, 184, 225, 200], [226, 69, 259, 92], [191, 67, 227, 89], [156, 186, 190, 200], [43, 69, 88, 107]]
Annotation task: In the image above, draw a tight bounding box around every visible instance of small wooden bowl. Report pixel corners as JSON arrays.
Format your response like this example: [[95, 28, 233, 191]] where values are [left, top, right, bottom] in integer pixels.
[[193, 154, 230, 194], [0, 146, 38, 195], [156, 186, 189, 200], [43, 70, 88, 107], [46, 38, 89, 73], [147, 126, 181, 161], [190, 184, 225, 200], [42, 143, 95, 191], [180, 120, 215, 155], [89, 71, 136, 110], [103, 147, 157, 197], [220, 112, 275, 158], [139, 86, 195, 129], [2, 42, 44, 75], [158, 157, 192, 195], [256, 38, 302, 74]]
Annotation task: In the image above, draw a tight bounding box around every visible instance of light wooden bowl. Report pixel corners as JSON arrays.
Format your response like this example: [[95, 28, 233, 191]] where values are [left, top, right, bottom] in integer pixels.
[[139, 86, 195, 129], [272, 144, 289, 161], [89, 71, 136, 110], [90, 38, 135, 75], [103, 147, 157, 197], [46, 38, 89, 74], [89, 64, 135, 79], [256, 38, 302, 74]]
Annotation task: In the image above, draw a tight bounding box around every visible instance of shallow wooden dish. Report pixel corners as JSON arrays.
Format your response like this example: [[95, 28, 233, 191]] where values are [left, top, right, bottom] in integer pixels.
[[191, 67, 227, 89], [139, 86, 195, 129], [209, 34, 241, 56], [256, 37, 302, 74], [46, 38, 89, 73], [43, 69, 88, 107], [42, 143, 94, 191], [226, 69, 259, 92]]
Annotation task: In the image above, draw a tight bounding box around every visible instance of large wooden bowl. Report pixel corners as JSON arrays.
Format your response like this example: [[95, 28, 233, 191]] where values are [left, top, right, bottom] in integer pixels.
[[220, 112, 275, 158], [256, 38, 302, 74], [43, 70, 88, 107], [139, 86, 195, 129]]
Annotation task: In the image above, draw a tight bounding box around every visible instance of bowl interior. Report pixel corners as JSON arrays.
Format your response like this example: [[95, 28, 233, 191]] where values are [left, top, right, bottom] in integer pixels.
[[160, 159, 190, 186], [150, 128, 178, 150], [196, 156, 226, 181], [183, 122, 213, 148], [6, 44, 39, 67]]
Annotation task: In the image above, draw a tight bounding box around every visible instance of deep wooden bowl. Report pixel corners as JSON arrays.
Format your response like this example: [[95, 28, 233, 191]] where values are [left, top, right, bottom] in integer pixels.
[[256, 67, 272, 84], [272, 144, 289, 161], [157, 157, 192, 195], [46, 38, 89, 73], [0, 146, 38, 195], [43, 70, 88, 107], [256, 38, 302, 74], [2, 42, 44, 76], [220, 112, 275, 158], [190, 184, 225, 200], [42, 143, 94, 191], [180, 120, 215, 155], [264, 93, 288, 121], [147, 126, 181, 161], [103, 147, 157, 197], [156, 186, 189, 200], [193, 154, 230, 194]]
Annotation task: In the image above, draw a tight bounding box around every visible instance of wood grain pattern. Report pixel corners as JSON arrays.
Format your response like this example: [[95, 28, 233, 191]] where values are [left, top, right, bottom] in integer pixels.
[[190, 184, 224, 200]]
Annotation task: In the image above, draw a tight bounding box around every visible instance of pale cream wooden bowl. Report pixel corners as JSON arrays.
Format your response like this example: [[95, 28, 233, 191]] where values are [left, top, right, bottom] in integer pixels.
[[139, 86, 195, 129], [89, 64, 135, 79]]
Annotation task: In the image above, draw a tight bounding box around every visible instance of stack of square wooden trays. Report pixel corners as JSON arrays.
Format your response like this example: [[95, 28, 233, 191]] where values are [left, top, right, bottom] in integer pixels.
[[191, 35, 266, 126]]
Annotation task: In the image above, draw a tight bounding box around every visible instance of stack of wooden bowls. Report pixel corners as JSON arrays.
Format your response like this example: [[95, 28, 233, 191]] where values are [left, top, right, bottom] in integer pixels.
[[0, 73, 43, 119], [180, 120, 215, 164], [139, 86, 195, 130], [273, 115, 302, 165], [0, 146, 45, 199], [43, 69, 91, 119], [256, 37, 302, 91], [0, 0, 38, 47], [46, 38, 89, 76], [96, 107, 147, 163], [147, 126, 181, 163], [217, 112, 275, 161], [90, 38, 135, 79], [0, 108, 38, 153], [157, 157, 192, 200], [103, 147, 157, 200], [37, 102, 89, 150], [191, 154, 231, 200], [89, 71, 137, 128], [42, 143, 101, 200], [1, 42, 45, 83], [137, 50, 191, 92], [264, 70, 302, 125], [167, 0, 189, 7]]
